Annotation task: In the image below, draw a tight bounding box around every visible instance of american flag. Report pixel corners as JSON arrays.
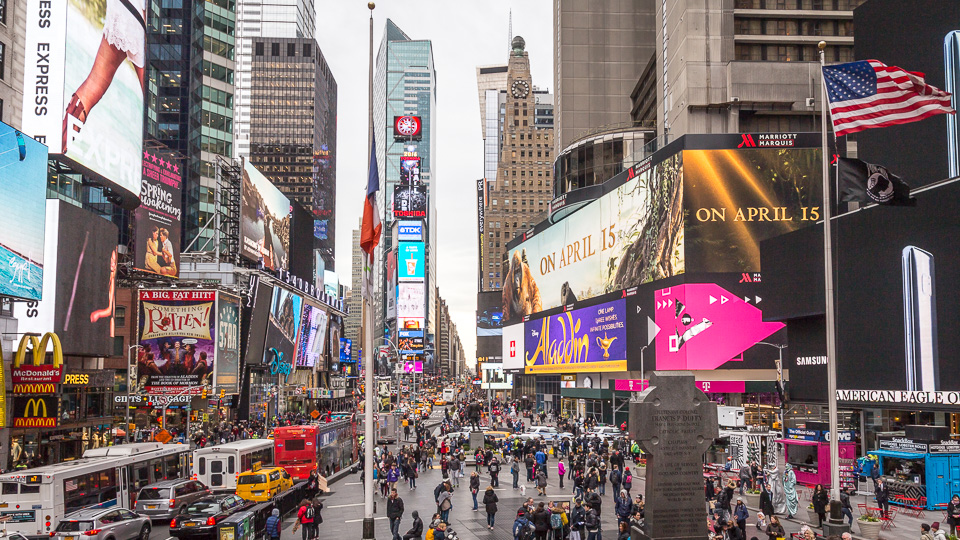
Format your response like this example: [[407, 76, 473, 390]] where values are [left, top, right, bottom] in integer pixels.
[[822, 59, 955, 137]]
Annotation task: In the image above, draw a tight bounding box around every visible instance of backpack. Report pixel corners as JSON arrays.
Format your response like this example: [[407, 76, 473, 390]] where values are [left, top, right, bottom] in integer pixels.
[[623, 472, 632, 488], [550, 513, 563, 530], [518, 522, 535, 540], [305, 505, 315, 519]]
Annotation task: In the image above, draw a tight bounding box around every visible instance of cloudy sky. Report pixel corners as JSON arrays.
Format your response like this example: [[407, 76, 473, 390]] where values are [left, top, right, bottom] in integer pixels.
[[317, 1, 552, 362]]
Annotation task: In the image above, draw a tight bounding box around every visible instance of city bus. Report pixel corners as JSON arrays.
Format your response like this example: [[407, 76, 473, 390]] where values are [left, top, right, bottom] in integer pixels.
[[0, 442, 189, 539], [192, 439, 274, 492], [274, 419, 355, 480]]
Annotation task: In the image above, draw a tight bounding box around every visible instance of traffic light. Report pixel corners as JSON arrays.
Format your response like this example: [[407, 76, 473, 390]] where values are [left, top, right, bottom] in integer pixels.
[[219, 388, 225, 399], [201, 386, 208, 399]]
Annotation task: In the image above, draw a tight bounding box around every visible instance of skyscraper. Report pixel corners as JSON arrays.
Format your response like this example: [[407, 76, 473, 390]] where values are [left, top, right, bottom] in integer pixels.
[[372, 19, 437, 367], [234, 0, 315, 159], [246, 37, 337, 270], [143, 0, 236, 248]]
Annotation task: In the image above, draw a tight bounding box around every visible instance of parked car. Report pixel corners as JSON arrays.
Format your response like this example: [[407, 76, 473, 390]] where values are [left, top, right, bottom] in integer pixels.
[[53, 508, 151, 540], [169, 495, 253, 540], [587, 426, 625, 440], [235, 467, 293, 502], [526, 426, 560, 441], [135, 479, 211, 521]]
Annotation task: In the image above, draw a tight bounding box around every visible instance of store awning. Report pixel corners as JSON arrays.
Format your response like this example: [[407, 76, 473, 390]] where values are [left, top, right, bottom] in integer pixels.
[[870, 449, 925, 459]]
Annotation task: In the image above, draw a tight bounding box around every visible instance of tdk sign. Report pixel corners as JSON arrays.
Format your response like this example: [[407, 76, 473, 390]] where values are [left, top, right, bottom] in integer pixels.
[[398, 221, 423, 241]]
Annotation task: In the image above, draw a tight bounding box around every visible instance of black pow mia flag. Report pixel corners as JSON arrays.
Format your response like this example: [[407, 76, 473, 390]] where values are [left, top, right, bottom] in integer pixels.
[[838, 157, 915, 206]]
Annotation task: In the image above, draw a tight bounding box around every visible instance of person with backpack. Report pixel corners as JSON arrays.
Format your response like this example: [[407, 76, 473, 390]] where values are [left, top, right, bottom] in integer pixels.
[[622, 467, 633, 498], [402, 511, 423, 540], [293, 499, 315, 540], [536, 466, 548, 497], [513, 509, 534, 540], [387, 489, 405, 540], [549, 505, 565, 540], [483, 485, 499, 530], [532, 502, 551, 540], [511, 458, 521, 489], [489, 457, 502, 487], [265, 508, 282, 540], [438, 487, 453, 524], [610, 466, 622, 498]]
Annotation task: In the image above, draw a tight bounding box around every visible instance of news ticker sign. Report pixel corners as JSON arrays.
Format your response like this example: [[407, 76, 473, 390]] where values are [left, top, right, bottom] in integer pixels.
[[114, 394, 191, 406], [614, 379, 746, 393], [836, 389, 960, 405]]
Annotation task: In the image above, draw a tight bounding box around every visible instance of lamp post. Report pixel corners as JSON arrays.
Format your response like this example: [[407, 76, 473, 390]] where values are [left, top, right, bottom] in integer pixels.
[[377, 337, 402, 448], [638, 345, 649, 387], [756, 342, 787, 429], [126, 345, 142, 444]]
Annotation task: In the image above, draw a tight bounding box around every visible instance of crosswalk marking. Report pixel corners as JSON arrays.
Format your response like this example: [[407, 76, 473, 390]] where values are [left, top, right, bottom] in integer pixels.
[[345, 517, 388, 523]]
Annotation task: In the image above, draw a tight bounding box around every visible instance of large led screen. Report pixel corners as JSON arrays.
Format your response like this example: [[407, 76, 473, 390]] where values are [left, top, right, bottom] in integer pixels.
[[398, 242, 425, 281], [481, 362, 513, 389], [296, 302, 328, 368], [262, 287, 302, 375], [398, 283, 425, 319], [23, 0, 143, 206], [137, 290, 216, 394], [241, 161, 290, 270], [242, 280, 273, 365], [502, 137, 823, 325], [393, 185, 427, 218], [0, 122, 47, 300], [135, 147, 182, 277], [15, 200, 119, 357], [477, 290, 503, 358], [215, 293, 240, 394], [523, 299, 628, 374]]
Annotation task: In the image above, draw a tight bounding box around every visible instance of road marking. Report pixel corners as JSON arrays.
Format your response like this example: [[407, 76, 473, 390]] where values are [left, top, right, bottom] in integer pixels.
[[345, 517, 388, 523], [344, 482, 363, 485], [327, 503, 366, 508]]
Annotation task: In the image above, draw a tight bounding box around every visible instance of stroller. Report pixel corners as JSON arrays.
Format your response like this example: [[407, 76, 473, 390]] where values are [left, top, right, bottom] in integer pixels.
[[443, 526, 461, 540]]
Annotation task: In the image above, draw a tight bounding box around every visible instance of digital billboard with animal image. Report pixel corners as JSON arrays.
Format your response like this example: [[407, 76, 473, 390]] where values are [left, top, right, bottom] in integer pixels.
[[137, 290, 216, 394], [0, 122, 47, 301], [23, 0, 144, 208], [262, 287, 303, 380], [241, 161, 290, 270], [763, 178, 960, 406], [502, 134, 824, 325]]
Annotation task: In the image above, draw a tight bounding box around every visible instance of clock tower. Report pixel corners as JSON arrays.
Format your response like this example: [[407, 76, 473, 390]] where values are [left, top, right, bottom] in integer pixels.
[[480, 35, 554, 292]]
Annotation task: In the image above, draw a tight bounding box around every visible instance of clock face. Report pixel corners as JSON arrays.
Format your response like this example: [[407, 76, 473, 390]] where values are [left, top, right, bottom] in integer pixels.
[[511, 80, 530, 99], [395, 116, 421, 137]]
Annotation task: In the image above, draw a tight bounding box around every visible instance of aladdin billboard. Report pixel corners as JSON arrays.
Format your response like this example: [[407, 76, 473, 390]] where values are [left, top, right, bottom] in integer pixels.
[[522, 299, 627, 374], [502, 134, 823, 325]]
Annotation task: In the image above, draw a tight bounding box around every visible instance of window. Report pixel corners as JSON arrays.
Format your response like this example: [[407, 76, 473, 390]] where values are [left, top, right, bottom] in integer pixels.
[[114, 306, 126, 328], [0, 0, 5, 24], [303, 43, 312, 57], [0, 41, 5, 80], [255, 42, 264, 56], [287, 43, 296, 56], [272, 42, 280, 56]]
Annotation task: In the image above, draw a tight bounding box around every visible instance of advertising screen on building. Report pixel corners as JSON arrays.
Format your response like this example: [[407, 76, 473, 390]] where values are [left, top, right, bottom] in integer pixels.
[[215, 293, 240, 394], [502, 323, 524, 372], [399, 317, 424, 331], [398, 329, 424, 354], [765, 179, 960, 406], [137, 290, 216, 394], [295, 302, 328, 368], [327, 315, 342, 370], [262, 287, 302, 378], [386, 248, 397, 320], [399, 156, 421, 185], [242, 280, 273, 365], [522, 298, 628, 374], [481, 362, 513, 389], [23, 0, 143, 207], [398, 283, 425, 320], [241, 161, 290, 270], [0, 122, 47, 301], [340, 338, 352, 362], [398, 221, 423, 242], [393, 116, 422, 139], [393, 185, 427, 218], [502, 136, 823, 325], [135, 147, 182, 277], [477, 290, 503, 358], [398, 242, 425, 281]]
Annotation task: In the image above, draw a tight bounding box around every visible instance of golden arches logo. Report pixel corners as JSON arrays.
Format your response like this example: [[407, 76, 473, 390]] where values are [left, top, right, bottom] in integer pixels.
[[13, 396, 56, 427], [13, 333, 63, 369], [12, 384, 55, 394], [23, 398, 47, 417]]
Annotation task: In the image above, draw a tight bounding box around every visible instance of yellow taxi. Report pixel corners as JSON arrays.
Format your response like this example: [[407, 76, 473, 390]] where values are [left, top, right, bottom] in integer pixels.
[[434, 399, 447, 406], [235, 464, 293, 502]]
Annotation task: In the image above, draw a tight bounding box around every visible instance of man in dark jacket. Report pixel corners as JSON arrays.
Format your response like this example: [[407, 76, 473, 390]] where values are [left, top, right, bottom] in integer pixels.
[[615, 490, 632, 526], [585, 489, 603, 517], [488, 457, 501, 487], [387, 489, 404, 540], [402, 510, 423, 540], [875, 478, 890, 518]]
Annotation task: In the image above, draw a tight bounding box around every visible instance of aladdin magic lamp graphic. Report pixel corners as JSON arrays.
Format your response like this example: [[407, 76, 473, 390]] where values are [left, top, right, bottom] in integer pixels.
[[596, 333, 617, 359]]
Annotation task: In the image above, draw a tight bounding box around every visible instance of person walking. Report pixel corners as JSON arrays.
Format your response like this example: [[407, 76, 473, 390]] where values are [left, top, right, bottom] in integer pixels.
[[266, 508, 282, 540], [947, 494, 960, 536], [875, 478, 890, 518], [438, 486, 453, 524], [294, 498, 318, 540], [739, 463, 753, 495], [570, 499, 586, 540], [386, 489, 405, 540], [584, 502, 601, 540], [402, 511, 423, 540], [512, 458, 521, 489], [449, 455, 460, 487], [839, 486, 854, 526], [489, 456, 501, 487], [558, 460, 566, 490], [811, 484, 828, 528], [764, 516, 785, 540], [759, 483, 775, 520], [532, 502, 551, 540], [734, 498, 749, 538], [536, 466, 548, 497], [622, 467, 633, 498], [470, 471, 481, 511], [615, 490, 632, 526], [483, 485, 499, 530]]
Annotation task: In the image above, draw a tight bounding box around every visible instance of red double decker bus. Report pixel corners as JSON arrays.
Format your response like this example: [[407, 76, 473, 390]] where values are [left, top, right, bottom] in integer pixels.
[[274, 419, 356, 480]]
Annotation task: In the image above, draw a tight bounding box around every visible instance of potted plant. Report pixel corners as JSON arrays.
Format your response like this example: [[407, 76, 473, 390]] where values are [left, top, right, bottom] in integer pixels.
[[744, 488, 761, 508], [857, 510, 882, 540]]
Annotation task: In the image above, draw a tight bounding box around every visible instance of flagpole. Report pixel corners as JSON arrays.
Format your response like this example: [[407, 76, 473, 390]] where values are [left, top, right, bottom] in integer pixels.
[[818, 40, 842, 502], [362, 3, 376, 540]]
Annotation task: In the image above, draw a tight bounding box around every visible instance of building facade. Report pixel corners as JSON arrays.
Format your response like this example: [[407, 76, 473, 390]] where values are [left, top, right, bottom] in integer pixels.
[[0, 0, 25, 126], [247, 36, 337, 269], [345, 227, 363, 364], [372, 19, 438, 369]]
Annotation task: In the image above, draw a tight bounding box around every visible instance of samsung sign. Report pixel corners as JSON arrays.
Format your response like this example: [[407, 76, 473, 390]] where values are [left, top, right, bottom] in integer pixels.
[[398, 221, 423, 242]]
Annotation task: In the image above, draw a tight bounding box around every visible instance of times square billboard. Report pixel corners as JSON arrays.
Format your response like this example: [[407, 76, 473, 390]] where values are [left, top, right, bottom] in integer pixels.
[[501, 133, 821, 374]]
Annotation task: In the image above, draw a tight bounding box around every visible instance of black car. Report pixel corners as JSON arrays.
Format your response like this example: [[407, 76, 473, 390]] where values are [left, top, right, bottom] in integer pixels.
[[169, 494, 254, 540]]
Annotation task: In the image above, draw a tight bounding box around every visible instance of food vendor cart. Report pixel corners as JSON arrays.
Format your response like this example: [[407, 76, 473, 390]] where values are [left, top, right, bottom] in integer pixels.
[[776, 428, 857, 488], [870, 436, 960, 510]]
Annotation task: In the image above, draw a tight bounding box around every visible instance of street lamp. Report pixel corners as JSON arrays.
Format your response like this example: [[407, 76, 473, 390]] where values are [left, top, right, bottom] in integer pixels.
[[126, 345, 142, 444], [756, 341, 788, 429]]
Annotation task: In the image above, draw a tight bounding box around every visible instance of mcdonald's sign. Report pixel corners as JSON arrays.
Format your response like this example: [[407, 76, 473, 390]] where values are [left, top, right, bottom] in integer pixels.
[[10, 333, 64, 392], [12, 396, 58, 428]]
